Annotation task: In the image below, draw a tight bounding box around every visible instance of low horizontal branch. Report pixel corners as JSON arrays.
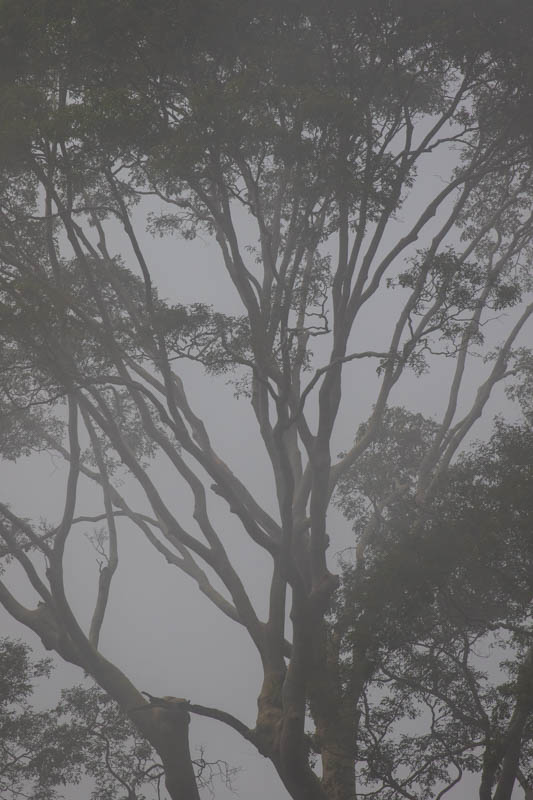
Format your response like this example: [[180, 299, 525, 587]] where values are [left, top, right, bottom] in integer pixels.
[[140, 692, 255, 743]]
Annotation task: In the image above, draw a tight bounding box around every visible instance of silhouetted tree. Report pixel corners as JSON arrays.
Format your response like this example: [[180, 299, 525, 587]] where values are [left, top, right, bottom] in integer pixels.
[[1, 2, 533, 798]]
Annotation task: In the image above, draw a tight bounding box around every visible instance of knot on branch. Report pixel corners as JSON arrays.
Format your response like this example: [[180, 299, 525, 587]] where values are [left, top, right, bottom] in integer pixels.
[[31, 602, 82, 665], [253, 671, 285, 757], [142, 691, 191, 712], [309, 572, 340, 614], [140, 692, 192, 732]]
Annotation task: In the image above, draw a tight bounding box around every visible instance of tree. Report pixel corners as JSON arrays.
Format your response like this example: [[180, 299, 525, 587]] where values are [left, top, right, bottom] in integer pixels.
[[1, 1, 533, 798], [0, 637, 62, 800], [0, 637, 236, 799], [334, 408, 533, 799]]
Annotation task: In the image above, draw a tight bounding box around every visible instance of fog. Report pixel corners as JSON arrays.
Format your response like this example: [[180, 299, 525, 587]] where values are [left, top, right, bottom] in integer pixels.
[[2, 189, 528, 798], [1, 13, 532, 798]]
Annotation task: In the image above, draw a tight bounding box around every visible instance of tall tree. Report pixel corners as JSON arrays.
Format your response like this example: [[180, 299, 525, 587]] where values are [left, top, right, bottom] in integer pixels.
[[1, 2, 533, 798]]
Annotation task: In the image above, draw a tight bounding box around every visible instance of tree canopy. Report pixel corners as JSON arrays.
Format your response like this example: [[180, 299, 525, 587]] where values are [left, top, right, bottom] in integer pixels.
[[1, 2, 533, 799]]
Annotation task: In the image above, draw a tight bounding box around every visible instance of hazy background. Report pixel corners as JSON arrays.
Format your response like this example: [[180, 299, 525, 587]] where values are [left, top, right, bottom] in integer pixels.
[[1, 139, 529, 799]]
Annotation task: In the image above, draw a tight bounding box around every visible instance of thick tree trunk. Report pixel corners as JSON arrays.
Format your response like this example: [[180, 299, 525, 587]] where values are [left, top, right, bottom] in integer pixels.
[[129, 697, 201, 800], [255, 668, 328, 800], [83, 654, 201, 800], [159, 714, 201, 800], [492, 707, 529, 800], [490, 647, 533, 800], [307, 620, 364, 800], [320, 732, 356, 800], [126, 694, 200, 800], [278, 711, 327, 800]]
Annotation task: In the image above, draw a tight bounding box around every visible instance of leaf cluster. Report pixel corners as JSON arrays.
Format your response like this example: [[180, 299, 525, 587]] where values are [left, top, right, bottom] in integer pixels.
[[334, 406, 533, 797]]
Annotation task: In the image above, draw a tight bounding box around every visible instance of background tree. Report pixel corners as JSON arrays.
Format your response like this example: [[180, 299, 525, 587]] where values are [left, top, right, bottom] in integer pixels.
[[0, 637, 236, 799], [0, 637, 62, 800], [334, 406, 533, 799], [1, 1, 533, 799]]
